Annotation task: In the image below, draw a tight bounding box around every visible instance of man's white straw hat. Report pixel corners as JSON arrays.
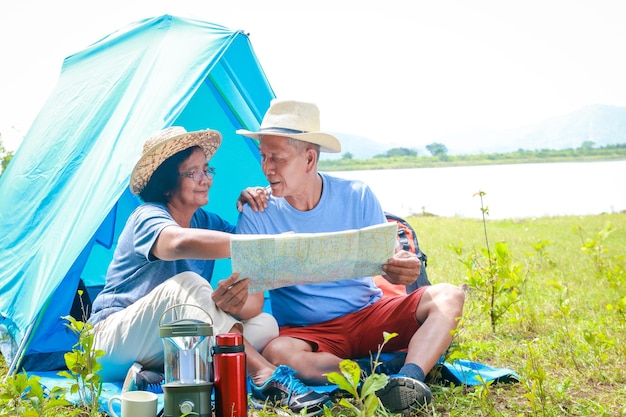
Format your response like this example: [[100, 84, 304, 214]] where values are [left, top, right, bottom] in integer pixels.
[[129, 126, 221, 195], [236, 99, 342, 153]]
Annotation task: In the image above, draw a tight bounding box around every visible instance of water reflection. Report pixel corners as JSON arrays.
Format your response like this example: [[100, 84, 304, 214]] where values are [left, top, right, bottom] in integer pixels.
[[331, 160, 626, 219]]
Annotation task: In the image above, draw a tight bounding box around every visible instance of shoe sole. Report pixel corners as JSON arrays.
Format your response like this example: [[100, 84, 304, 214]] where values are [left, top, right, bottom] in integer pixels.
[[376, 377, 432, 416]]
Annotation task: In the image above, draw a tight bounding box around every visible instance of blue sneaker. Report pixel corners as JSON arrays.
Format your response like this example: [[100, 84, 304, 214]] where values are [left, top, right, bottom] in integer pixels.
[[376, 375, 432, 416], [250, 365, 332, 417], [135, 369, 165, 394], [122, 362, 164, 394]]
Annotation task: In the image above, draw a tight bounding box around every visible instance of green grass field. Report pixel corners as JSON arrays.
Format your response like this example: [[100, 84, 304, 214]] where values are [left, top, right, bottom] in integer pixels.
[[411, 212, 626, 416], [2, 212, 625, 416]]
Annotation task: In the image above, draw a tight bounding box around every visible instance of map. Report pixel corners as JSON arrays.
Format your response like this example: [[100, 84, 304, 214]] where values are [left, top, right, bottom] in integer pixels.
[[230, 222, 398, 292]]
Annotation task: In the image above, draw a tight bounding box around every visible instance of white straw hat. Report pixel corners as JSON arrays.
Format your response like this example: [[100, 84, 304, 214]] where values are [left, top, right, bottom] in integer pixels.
[[129, 126, 222, 195], [236, 99, 341, 153]]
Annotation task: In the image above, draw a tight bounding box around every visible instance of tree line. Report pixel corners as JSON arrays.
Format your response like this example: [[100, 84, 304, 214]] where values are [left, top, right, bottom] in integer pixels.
[[319, 142, 626, 171], [0, 133, 13, 177]]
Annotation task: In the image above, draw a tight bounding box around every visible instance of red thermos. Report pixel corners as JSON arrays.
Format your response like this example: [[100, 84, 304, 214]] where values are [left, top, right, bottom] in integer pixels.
[[213, 333, 247, 417]]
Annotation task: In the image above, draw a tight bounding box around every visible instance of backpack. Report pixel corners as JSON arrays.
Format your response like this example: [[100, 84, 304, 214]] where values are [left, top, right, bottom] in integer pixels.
[[384, 212, 431, 292]]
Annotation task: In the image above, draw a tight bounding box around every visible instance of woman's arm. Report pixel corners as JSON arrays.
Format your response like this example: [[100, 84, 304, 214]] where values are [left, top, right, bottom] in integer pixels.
[[211, 274, 266, 320], [151, 226, 232, 261]]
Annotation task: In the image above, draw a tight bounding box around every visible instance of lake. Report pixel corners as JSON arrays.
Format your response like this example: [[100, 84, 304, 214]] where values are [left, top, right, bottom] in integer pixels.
[[331, 160, 626, 219]]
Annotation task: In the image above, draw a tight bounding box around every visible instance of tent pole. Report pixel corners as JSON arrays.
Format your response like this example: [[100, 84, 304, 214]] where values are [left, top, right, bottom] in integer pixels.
[[7, 321, 35, 376]]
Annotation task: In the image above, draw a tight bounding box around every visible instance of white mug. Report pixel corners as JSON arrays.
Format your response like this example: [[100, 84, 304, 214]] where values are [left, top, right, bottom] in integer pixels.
[[108, 390, 158, 417]]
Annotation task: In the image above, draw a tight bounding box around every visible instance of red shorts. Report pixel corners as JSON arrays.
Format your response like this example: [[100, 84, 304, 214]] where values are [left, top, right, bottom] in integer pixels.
[[278, 287, 426, 358]]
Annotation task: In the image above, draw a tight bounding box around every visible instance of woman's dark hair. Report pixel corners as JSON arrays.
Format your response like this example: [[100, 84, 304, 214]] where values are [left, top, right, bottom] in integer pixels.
[[139, 146, 199, 203]]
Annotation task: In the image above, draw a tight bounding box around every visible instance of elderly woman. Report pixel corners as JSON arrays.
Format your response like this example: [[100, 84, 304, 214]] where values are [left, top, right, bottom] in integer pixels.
[[88, 126, 330, 416]]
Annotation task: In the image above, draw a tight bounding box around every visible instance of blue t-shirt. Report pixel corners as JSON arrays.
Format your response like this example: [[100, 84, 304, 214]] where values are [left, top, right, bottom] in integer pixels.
[[89, 203, 235, 324], [236, 172, 386, 327]]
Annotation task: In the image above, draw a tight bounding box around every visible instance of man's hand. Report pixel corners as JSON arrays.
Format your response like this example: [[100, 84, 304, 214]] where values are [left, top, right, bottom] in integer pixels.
[[381, 250, 421, 286], [236, 186, 269, 212], [211, 273, 250, 317]]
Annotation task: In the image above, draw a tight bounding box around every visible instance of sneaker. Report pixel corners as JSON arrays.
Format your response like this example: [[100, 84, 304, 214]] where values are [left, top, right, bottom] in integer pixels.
[[250, 365, 333, 417], [135, 369, 165, 393], [122, 362, 165, 394], [376, 375, 432, 416]]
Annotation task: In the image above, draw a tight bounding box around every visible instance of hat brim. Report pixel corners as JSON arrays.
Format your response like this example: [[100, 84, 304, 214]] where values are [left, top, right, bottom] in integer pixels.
[[236, 129, 341, 153], [130, 129, 222, 195]]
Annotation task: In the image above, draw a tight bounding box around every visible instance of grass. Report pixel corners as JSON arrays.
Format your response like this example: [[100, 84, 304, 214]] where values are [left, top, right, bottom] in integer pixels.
[[412, 211, 626, 416], [2, 212, 626, 416]]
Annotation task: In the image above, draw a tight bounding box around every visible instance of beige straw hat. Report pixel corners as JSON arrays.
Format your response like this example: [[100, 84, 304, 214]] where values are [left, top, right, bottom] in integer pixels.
[[129, 126, 222, 195], [236, 99, 341, 153]]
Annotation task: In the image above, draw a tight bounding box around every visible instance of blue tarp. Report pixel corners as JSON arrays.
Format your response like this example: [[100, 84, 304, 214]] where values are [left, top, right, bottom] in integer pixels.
[[0, 14, 272, 374]]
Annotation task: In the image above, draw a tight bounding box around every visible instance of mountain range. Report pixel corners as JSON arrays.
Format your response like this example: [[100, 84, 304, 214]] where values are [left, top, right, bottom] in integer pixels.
[[322, 104, 626, 160]]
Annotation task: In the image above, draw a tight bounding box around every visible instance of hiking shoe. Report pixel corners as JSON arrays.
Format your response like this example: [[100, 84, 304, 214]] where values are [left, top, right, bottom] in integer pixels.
[[376, 375, 432, 416], [135, 369, 165, 393], [250, 365, 333, 417], [122, 362, 165, 394]]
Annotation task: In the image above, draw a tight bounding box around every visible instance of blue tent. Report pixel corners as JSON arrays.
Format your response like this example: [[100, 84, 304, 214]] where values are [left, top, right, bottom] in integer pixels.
[[0, 14, 272, 374]]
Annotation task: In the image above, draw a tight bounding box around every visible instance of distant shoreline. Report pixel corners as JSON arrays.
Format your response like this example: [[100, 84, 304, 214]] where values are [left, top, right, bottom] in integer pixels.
[[318, 146, 626, 171]]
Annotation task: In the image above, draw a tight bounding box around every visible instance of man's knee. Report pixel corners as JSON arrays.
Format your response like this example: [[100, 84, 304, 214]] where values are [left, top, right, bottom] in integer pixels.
[[423, 283, 465, 316], [441, 282, 465, 302]]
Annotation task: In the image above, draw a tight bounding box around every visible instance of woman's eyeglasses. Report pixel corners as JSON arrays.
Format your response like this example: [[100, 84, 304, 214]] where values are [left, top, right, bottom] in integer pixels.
[[179, 167, 216, 182]]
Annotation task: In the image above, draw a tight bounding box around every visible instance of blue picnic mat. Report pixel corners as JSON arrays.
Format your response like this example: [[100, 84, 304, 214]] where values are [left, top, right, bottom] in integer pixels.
[[309, 354, 520, 394], [431, 358, 520, 386], [36, 372, 164, 416], [33, 355, 518, 415]]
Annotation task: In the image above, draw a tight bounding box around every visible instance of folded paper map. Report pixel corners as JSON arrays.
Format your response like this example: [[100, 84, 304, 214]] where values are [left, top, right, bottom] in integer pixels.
[[230, 222, 397, 292]]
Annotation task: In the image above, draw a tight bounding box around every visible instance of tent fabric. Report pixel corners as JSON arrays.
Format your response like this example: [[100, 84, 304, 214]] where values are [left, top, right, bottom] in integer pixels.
[[0, 14, 273, 374]]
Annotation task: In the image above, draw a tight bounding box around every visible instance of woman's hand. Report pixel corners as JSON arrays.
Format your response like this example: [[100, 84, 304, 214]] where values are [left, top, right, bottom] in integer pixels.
[[236, 186, 269, 212], [211, 273, 250, 317]]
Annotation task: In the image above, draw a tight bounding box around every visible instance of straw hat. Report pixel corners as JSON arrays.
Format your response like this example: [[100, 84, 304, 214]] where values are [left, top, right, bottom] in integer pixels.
[[236, 99, 341, 153], [129, 126, 222, 195]]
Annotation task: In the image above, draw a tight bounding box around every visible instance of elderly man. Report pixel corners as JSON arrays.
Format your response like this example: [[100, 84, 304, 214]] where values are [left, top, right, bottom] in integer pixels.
[[237, 99, 465, 415]]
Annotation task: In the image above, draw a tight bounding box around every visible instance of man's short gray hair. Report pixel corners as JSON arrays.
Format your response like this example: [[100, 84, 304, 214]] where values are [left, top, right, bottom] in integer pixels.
[[287, 137, 320, 161]]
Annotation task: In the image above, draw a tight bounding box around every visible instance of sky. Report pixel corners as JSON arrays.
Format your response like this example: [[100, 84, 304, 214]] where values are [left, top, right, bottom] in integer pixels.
[[1, 0, 626, 152]]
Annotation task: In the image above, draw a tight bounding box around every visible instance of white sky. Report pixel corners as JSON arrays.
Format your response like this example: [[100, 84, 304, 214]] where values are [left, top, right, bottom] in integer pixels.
[[1, 0, 626, 152]]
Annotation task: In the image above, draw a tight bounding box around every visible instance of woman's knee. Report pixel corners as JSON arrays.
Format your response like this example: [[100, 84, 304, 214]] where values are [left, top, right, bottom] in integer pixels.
[[157, 272, 212, 302], [168, 271, 209, 288], [242, 313, 279, 352]]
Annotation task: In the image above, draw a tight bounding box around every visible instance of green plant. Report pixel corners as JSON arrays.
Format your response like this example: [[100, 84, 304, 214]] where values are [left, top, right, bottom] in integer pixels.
[[529, 239, 555, 270], [578, 222, 615, 278], [522, 340, 548, 416], [57, 314, 104, 416], [579, 222, 626, 328], [0, 372, 72, 416], [324, 332, 397, 417], [454, 191, 528, 333]]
